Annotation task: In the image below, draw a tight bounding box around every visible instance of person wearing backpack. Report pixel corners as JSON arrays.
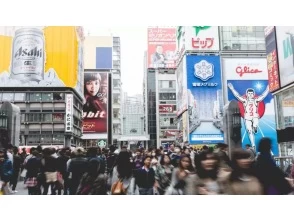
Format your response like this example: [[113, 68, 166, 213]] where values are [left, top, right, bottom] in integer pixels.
[[110, 151, 138, 195]]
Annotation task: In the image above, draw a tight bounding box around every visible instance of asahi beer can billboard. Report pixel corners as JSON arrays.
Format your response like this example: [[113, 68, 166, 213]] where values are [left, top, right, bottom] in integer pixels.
[[0, 26, 84, 99]]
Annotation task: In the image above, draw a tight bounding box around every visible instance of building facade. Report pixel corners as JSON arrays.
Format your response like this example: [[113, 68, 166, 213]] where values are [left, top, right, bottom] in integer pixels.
[[0, 26, 84, 148], [82, 36, 122, 148]]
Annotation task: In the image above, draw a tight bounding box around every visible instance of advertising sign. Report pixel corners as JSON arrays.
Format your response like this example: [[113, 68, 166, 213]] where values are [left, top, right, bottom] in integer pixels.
[[223, 58, 278, 155], [186, 55, 224, 144], [177, 26, 219, 52], [65, 94, 73, 132], [82, 72, 108, 134], [147, 28, 177, 68], [276, 26, 294, 87], [0, 26, 84, 98], [176, 57, 187, 116], [264, 26, 280, 92], [159, 104, 175, 113]]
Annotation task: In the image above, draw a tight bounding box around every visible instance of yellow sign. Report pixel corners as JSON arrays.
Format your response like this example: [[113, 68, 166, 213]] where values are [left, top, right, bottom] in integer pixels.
[[0, 26, 84, 98]]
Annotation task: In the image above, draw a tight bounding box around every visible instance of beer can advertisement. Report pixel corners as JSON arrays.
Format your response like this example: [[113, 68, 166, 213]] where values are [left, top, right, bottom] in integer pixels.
[[82, 72, 108, 134], [0, 26, 84, 99]]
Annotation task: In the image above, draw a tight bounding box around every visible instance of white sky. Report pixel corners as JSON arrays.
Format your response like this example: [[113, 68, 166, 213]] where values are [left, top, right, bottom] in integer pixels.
[[84, 27, 148, 96]]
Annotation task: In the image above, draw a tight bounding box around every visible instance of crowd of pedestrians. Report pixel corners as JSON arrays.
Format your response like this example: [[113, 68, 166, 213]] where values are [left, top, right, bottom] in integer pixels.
[[1, 137, 294, 195]]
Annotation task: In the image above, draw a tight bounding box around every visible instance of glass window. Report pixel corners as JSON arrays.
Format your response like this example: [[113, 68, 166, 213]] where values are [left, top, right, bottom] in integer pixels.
[[53, 113, 64, 122], [21, 114, 25, 122], [14, 93, 26, 101], [28, 114, 41, 122], [43, 114, 52, 122], [42, 93, 53, 102], [113, 94, 120, 104], [53, 134, 63, 143], [28, 135, 40, 144], [0, 93, 2, 100], [53, 93, 64, 101], [41, 133, 52, 143], [2, 93, 14, 101], [30, 93, 41, 102], [113, 79, 120, 88]]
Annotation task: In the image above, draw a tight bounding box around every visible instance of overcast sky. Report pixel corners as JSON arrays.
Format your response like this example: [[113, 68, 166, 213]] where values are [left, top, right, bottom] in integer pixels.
[[84, 27, 147, 96]]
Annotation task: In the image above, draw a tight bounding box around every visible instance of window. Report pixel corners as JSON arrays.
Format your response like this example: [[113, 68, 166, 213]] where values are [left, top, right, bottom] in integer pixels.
[[53, 93, 64, 101], [42, 93, 53, 102], [30, 93, 41, 102], [28, 114, 41, 122], [28, 135, 40, 144], [43, 114, 52, 122], [113, 79, 120, 88], [113, 94, 120, 104], [53, 134, 63, 143], [41, 132, 52, 143], [53, 113, 64, 122], [2, 93, 14, 101], [14, 93, 26, 101]]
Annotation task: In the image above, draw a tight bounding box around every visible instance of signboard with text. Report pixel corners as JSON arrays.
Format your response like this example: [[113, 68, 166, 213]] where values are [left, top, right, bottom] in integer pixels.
[[65, 94, 73, 132]]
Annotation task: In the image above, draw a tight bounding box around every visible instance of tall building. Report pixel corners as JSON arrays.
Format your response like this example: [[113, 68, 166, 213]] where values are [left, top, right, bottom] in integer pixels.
[[82, 36, 122, 147], [120, 93, 148, 149], [0, 26, 84, 148], [144, 27, 178, 148]]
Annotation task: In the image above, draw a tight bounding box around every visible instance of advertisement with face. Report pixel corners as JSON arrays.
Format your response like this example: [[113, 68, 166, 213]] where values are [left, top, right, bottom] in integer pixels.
[[186, 55, 224, 144], [147, 28, 177, 68], [82, 72, 108, 134], [223, 58, 278, 155], [276, 26, 294, 87], [178, 26, 219, 52], [0, 26, 84, 99]]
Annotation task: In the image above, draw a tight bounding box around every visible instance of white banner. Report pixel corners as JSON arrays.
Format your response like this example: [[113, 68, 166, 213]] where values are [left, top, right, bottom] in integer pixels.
[[177, 26, 220, 52], [222, 58, 268, 80], [65, 94, 73, 132], [276, 26, 294, 87]]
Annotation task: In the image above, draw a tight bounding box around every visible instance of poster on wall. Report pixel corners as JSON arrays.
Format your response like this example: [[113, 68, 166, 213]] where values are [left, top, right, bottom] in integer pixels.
[[147, 28, 176, 68], [82, 72, 108, 134], [176, 57, 187, 116], [275, 26, 294, 87], [186, 55, 224, 144], [223, 58, 278, 155]]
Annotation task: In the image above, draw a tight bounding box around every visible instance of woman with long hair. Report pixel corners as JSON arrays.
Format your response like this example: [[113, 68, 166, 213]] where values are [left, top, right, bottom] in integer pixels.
[[155, 154, 174, 195], [223, 149, 263, 195], [194, 150, 225, 195], [110, 151, 138, 195], [76, 158, 107, 195]]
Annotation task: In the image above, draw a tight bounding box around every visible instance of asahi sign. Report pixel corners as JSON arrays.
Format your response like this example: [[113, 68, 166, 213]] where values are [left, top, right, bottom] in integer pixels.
[[11, 28, 45, 82], [65, 94, 73, 132]]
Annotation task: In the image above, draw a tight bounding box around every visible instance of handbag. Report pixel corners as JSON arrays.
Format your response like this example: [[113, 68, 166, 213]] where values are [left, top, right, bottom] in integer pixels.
[[20, 169, 27, 178]]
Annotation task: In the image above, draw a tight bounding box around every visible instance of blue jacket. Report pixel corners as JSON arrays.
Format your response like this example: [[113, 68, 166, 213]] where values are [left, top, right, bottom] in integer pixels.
[[0, 159, 13, 182]]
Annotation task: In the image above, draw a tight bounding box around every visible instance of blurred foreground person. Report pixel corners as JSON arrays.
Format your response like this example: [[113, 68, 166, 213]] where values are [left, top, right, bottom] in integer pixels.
[[0, 148, 13, 195], [155, 154, 174, 195], [224, 149, 263, 195], [256, 138, 293, 195], [77, 159, 107, 195]]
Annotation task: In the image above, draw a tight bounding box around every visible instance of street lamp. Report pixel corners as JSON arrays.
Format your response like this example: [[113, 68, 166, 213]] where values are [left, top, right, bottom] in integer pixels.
[[231, 108, 242, 144], [0, 111, 8, 129]]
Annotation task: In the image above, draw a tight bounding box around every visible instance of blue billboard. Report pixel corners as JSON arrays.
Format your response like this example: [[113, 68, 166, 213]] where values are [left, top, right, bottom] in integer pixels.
[[186, 55, 224, 144], [227, 80, 278, 155], [96, 47, 112, 69]]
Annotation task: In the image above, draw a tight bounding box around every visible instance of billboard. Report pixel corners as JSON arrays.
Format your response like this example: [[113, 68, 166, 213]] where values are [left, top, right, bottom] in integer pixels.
[[186, 55, 224, 144], [223, 58, 278, 156], [65, 94, 73, 132], [82, 72, 108, 134], [177, 26, 219, 53], [276, 26, 294, 87], [147, 28, 176, 68], [84, 36, 113, 69], [264, 26, 280, 92], [0, 26, 84, 98], [176, 57, 187, 116]]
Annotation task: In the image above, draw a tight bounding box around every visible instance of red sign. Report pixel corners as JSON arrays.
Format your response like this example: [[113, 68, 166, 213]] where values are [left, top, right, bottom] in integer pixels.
[[267, 49, 280, 92], [235, 66, 262, 77], [159, 105, 175, 113], [192, 38, 214, 49], [147, 28, 176, 68], [164, 130, 178, 137]]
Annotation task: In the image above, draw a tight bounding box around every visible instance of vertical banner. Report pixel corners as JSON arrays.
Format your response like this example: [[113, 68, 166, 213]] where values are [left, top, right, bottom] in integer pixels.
[[147, 28, 176, 68], [176, 57, 187, 116], [82, 72, 108, 133], [65, 94, 73, 132], [223, 58, 278, 155], [264, 26, 280, 92], [186, 55, 224, 144]]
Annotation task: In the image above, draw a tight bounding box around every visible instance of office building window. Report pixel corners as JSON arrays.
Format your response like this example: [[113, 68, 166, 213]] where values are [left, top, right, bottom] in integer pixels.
[[28, 113, 42, 122], [42, 93, 53, 102], [159, 93, 176, 100], [43, 114, 52, 122], [53, 113, 64, 122], [2, 93, 14, 101], [53, 93, 64, 101], [30, 93, 41, 102], [53, 133, 64, 143], [41, 132, 52, 143], [113, 79, 120, 88], [14, 93, 26, 101]]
